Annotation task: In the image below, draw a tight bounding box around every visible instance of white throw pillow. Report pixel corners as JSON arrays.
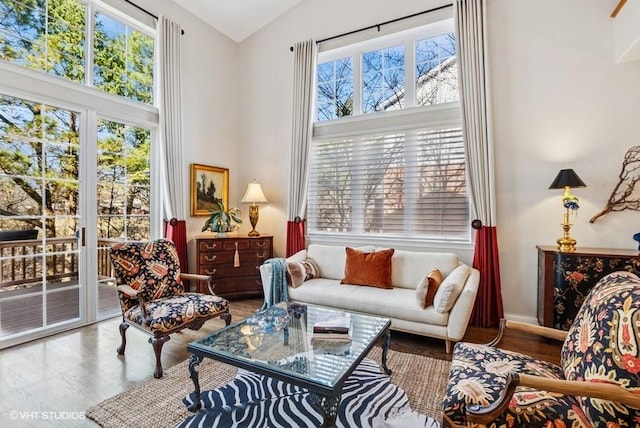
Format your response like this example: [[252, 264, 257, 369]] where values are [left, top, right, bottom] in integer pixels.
[[286, 258, 320, 288], [433, 265, 471, 313]]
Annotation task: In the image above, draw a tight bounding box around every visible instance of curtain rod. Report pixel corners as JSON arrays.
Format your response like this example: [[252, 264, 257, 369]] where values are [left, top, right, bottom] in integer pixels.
[[124, 0, 185, 35], [289, 3, 452, 51]]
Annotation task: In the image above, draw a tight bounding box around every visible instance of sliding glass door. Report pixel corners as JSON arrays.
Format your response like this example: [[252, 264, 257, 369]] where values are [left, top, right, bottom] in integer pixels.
[[95, 118, 151, 319], [0, 96, 155, 343], [0, 94, 83, 340]]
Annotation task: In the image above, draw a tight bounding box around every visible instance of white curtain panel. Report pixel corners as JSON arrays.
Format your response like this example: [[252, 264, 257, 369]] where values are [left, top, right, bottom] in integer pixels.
[[454, 0, 496, 226], [288, 40, 315, 220], [158, 16, 185, 220]]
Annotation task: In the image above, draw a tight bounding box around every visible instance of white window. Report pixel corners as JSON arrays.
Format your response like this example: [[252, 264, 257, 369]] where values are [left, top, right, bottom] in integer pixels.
[[0, 0, 155, 105], [309, 18, 469, 243], [94, 10, 155, 104], [316, 57, 353, 121], [0, 0, 158, 346]]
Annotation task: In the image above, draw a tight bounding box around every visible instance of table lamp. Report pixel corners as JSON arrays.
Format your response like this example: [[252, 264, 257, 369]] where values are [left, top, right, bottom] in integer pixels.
[[549, 169, 586, 252], [241, 180, 268, 236]]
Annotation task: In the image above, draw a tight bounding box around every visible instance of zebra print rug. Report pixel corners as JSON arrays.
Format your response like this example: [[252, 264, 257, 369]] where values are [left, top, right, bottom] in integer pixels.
[[179, 358, 439, 428], [85, 347, 450, 427]]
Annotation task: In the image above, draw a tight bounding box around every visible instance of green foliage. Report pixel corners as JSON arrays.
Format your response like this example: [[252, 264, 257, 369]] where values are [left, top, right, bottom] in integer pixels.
[[201, 199, 243, 233], [93, 12, 154, 103], [0, 0, 154, 238]]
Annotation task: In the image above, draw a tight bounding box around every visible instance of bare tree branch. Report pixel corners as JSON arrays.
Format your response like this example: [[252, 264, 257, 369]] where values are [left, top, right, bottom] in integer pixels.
[[590, 146, 640, 223]]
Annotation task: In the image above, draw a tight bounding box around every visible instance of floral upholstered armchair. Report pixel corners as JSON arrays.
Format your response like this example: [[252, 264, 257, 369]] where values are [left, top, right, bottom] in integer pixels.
[[110, 239, 231, 378], [442, 271, 640, 427]]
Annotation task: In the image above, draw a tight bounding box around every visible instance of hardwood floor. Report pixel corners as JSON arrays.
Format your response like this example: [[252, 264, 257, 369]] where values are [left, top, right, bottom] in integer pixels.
[[0, 298, 562, 427]]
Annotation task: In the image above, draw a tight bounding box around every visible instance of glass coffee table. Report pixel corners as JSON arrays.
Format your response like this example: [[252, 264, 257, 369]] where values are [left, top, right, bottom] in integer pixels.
[[186, 302, 391, 427]]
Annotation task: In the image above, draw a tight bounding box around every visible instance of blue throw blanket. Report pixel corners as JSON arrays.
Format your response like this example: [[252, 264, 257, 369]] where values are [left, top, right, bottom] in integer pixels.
[[262, 258, 288, 309]]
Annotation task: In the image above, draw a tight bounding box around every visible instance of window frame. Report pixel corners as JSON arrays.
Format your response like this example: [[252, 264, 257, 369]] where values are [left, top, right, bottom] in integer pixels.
[[0, 0, 156, 106], [308, 17, 472, 250], [90, 1, 156, 104], [315, 18, 456, 122], [0, 0, 161, 347]]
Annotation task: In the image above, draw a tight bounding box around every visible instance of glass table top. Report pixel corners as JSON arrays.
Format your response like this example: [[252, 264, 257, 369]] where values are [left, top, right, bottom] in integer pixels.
[[188, 302, 390, 389]]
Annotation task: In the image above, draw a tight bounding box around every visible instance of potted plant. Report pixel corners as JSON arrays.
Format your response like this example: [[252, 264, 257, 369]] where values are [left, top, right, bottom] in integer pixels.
[[201, 199, 242, 237]]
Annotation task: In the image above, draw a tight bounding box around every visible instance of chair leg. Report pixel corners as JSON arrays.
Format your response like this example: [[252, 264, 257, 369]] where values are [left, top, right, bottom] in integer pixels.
[[445, 340, 452, 354], [150, 335, 170, 379], [117, 322, 129, 355], [220, 311, 232, 326]]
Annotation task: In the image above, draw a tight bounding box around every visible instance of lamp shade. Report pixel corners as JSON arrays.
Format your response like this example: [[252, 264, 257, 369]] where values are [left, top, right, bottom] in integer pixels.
[[549, 169, 586, 189], [241, 181, 268, 203]]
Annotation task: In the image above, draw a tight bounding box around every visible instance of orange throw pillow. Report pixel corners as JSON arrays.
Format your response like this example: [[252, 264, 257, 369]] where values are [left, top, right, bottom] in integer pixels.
[[341, 247, 394, 289], [416, 269, 444, 308]]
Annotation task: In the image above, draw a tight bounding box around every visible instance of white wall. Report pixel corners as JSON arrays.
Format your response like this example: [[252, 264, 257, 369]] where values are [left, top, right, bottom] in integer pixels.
[[136, 0, 241, 271], [489, 0, 640, 320], [236, 0, 640, 321]]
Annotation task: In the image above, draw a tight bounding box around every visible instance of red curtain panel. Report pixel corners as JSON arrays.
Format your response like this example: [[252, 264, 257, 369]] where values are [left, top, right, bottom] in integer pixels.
[[285, 219, 306, 257], [164, 218, 188, 272], [470, 225, 504, 327]]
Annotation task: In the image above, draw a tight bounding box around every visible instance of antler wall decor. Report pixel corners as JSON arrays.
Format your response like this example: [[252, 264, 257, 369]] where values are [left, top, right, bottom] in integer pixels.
[[590, 146, 640, 223]]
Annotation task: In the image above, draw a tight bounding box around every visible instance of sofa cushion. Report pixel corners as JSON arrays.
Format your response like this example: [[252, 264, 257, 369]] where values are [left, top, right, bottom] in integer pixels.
[[388, 250, 459, 289], [341, 247, 394, 289], [560, 270, 640, 425], [433, 265, 471, 313], [287, 249, 308, 263], [288, 279, 449, 326], [286, 258, 319, 288], [416, 269, 443, 309], [307, 244, 375, 280]]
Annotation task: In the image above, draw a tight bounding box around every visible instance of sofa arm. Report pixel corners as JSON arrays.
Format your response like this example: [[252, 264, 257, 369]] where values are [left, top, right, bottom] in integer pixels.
[[259, 249, 308, 304], [259, 263, 273, 302], [446, 267, 480, 341]]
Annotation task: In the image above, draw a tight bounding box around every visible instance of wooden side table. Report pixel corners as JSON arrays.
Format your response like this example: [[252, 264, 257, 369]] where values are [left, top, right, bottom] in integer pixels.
[[196, 235, 273, 299], [537, 245, 640, 330]]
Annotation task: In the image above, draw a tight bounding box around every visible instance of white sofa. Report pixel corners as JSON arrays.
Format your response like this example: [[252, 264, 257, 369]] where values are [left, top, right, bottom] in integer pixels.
[[259, 244, 480, 352]]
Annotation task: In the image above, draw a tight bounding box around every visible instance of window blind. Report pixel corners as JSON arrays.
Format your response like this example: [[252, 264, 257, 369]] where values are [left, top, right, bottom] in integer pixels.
[[308, 125, 469, 241]]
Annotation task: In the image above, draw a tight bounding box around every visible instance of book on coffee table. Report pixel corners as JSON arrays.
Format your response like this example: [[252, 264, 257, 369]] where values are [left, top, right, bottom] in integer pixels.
[[312, 313, 352, 342], [311, 334, 352, 343]]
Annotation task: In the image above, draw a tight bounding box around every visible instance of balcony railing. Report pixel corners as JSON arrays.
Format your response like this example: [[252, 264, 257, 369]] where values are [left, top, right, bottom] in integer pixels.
[[0, 238, 123, 291]]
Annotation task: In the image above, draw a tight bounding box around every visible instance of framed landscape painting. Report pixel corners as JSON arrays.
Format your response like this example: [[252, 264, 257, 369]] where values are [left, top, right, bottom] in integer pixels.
[[190, 164, 229, 216]]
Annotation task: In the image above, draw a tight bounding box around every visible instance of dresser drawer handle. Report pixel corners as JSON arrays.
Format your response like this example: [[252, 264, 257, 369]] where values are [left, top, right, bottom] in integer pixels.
[[255, 241, 267, 248], [204, 243, 218, 250], [204, 268, 217, 275], [204, 255, 217, 262], [256, 253, 267, 259]]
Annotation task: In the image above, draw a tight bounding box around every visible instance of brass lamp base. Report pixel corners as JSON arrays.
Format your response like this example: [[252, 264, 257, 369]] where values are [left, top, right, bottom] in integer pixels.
[[557, 235, 577, 253], [248, 204, 260, 237], [557, 211, 576, 252]]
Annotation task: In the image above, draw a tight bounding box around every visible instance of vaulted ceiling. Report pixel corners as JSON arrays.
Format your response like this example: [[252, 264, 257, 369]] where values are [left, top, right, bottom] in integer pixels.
[[170, 0, 302, 43]]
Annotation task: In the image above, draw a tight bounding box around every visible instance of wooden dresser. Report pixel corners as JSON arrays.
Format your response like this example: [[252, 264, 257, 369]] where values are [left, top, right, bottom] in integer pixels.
[[196, 235, 273, 299], [537, 245, 640, 330]]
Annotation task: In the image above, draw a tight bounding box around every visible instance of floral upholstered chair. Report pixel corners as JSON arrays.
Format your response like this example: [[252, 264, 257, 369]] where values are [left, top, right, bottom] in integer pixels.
[[110, 239, 231, 378], [442, 271, 640, 427]]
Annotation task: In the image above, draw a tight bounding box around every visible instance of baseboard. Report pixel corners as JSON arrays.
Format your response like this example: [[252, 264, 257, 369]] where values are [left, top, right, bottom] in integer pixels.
[[503, 313, 538, 325]]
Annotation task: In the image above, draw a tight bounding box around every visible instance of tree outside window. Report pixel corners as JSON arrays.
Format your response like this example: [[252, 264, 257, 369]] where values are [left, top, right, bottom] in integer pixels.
[[0, 0, 154, 240]]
